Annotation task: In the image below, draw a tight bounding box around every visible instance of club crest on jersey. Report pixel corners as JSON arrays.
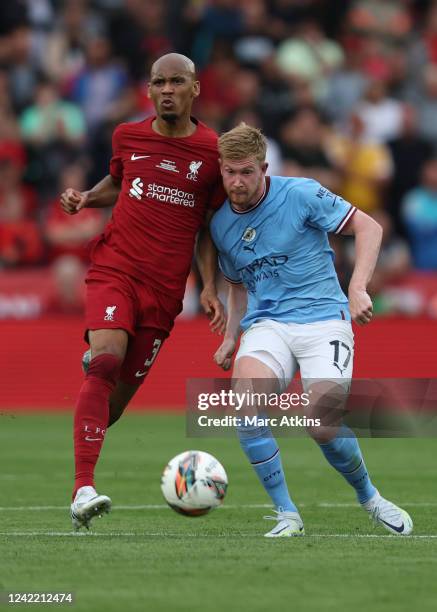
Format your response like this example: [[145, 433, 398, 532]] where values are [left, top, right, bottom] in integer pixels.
[[242, 227, 256, 243], [104, 306, 117, 321], [186, 160, 202, 181]]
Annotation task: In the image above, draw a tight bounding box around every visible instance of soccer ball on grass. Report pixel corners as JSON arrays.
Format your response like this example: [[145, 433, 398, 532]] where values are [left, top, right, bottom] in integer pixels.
[[161, 450, 228, 516]]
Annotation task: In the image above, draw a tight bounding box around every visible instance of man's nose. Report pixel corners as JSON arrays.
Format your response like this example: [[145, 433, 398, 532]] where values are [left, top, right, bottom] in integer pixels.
[[162, 81, 174, 93]]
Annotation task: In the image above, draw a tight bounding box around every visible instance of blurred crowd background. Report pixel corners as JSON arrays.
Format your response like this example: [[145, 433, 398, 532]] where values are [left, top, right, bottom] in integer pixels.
[[2, 0, 437, 319]]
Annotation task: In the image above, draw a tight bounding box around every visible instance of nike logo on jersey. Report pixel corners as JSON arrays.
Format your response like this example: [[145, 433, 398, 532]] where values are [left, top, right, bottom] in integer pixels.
[[380, 519, 405, 533], [85, 436, 103, 442], [135, 370, 147, 378], [131, 154, 150, 160]]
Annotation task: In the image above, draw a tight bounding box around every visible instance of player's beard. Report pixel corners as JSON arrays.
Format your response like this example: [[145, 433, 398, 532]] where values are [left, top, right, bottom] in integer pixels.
[[161, 112, 179, 123], [230, 180, 263, 210], [230, 191, 251, 209]]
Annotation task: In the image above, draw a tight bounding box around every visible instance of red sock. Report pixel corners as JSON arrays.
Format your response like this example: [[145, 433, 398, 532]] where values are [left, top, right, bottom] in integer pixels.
[[73, 353, 121, 499]]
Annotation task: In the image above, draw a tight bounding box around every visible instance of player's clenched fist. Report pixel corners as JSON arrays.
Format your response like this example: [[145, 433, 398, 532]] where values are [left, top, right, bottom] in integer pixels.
[[214, 337, 236, 371], [348, 286, 373, 326], [60, 188, 89, 215]]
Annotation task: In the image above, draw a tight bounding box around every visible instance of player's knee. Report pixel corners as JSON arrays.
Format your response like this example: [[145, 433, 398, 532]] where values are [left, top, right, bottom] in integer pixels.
[[89, 329, 128, 362], [87, 354, 122, 386], [305, 383, 348, 443], [306, 423, 337, 444], [91, 344, 125, 362]]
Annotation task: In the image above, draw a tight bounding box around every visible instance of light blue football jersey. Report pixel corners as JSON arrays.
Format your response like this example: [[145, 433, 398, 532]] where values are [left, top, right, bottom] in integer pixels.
[[210, 176, 356, 331]]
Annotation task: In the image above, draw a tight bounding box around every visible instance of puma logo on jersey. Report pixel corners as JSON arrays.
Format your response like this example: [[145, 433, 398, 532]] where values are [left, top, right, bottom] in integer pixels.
[[129, 177, 143, 200], [131, 153, 150, 160]]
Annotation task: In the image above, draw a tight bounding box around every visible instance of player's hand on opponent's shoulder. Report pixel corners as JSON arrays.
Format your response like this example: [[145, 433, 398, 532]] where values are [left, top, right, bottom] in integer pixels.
[[348, 285, 373, 325], [60, 188, 89, 215], [200, 286, 226, 334], [214, 337, 236, 371]]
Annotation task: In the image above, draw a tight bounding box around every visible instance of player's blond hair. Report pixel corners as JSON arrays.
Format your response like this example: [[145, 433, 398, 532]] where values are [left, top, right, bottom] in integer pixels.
[[218, 123, 267, 162]]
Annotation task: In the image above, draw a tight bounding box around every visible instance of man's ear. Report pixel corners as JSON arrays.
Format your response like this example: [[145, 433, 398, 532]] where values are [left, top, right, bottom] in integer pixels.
[[192, 80, 200, 99], [146, 82, 151, 99], [262, 162, 269, 175], [219, 157, 224, 175]]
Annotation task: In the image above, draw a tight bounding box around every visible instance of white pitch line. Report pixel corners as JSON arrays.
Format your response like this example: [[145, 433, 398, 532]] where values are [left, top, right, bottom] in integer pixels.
[[0, 502, 436, 511], [1, 532, 437, 539]]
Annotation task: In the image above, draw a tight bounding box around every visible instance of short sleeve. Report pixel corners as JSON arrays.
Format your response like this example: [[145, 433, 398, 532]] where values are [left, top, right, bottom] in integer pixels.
[[218, 251, 242, 284], [109, 125, 124, 181], [301, 180, 357, 234]]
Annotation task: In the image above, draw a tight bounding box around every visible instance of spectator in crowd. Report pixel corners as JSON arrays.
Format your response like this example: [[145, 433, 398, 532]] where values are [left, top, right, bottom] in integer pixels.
[[70, 35, 128, 134], [20, 76, 86, 147], [20, 76, 86, 199], [196, 46, 242, 128], [387, 103, 433, 235], [5, 21, 37, 112], [402, 157, 437, 270], [327, 111, 393, 214], [407, 0, 437, 83], [26, 0, 55, 69], [322, 50, 369, 124], [227, 107, 283, 176], [276, 19, 344, 101], [0, 141, 43, 267], [355, 78, 403, 144], [109, 0, 172, 79], [0, 70, 21, 141], [43, 0, 104, 89], [44, 254, 86, 315], [411, 63, 437, 147], [44, 162, 106, 264], [233, 0, 276, 66], [189, 0, 244, 66], [279, 106, 339, 191], [346, 0, 413, 48]]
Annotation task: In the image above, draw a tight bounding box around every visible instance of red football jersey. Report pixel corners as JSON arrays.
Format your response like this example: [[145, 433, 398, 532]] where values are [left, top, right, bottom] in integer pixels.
[[89, 116, 226, 300]]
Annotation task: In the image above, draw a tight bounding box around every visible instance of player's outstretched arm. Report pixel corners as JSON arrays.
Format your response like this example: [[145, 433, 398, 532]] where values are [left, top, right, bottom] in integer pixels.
[[214, 282, 247, 371], [196, 212, 226, 334], [60, 175, 121, 215], [341, 209, 383, 325]]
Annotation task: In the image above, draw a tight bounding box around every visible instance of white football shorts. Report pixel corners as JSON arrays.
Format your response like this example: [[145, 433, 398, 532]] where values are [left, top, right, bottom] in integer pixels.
[[235, 319, 354, 391]]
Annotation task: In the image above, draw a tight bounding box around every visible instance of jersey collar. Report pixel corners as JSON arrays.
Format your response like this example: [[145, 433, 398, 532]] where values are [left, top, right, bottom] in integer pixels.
[[229, 176, 271, 215]]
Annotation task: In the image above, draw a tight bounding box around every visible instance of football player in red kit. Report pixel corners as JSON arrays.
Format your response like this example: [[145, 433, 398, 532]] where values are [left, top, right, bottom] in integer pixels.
[[60, 53, 226, 530]]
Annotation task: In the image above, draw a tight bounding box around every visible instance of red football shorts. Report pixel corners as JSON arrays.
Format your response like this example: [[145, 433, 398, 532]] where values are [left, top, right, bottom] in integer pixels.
[[84, 265, 183, 385]]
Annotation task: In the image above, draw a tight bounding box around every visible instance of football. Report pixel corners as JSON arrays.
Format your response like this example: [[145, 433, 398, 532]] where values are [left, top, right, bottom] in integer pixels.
[[161, 450, 228, 516]]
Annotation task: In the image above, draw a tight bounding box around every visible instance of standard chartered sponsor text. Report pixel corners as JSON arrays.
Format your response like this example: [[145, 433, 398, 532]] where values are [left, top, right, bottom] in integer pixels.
[[147, 183, 195, 207]]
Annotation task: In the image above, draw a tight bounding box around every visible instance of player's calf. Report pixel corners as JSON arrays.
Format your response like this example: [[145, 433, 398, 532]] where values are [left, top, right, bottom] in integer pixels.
[[82, 350, 139, 427]]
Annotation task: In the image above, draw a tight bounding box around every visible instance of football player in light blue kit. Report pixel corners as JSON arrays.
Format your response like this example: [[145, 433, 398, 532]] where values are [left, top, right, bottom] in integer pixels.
[[211, 123, 413, 537]]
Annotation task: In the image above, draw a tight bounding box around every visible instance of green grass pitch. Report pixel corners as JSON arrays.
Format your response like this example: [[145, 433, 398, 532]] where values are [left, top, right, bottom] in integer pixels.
[[1, 412, 436, 611]]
